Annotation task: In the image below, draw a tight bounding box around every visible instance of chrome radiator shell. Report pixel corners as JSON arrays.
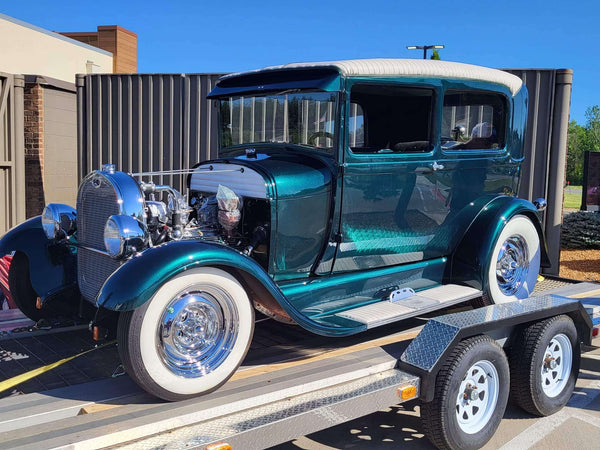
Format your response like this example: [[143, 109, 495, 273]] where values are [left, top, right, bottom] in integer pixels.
[[76, 170, 146, 303]]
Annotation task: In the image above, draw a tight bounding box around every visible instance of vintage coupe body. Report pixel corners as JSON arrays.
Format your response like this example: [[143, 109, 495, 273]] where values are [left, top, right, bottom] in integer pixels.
[[0, 59, 549, 401]]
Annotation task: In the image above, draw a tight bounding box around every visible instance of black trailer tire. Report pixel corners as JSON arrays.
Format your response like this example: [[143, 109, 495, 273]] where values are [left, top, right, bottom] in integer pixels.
[[117, 267, 254, 401], [421, 335, 509, 450], [509, 315, 580, 417], [7, 252, 45, 321]]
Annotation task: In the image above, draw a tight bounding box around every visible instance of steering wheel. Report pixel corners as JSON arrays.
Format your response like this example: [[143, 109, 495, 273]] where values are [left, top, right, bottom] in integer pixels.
[[307, 131, 334, 146]]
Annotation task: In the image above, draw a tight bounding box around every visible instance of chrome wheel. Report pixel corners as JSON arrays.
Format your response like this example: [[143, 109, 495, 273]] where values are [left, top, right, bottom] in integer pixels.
[[118, 268, 254, 401], [541, 333, 572, 398], [456, 360, 500, 434], [496, 234, 529, 296], [157, 288, 239, 378]]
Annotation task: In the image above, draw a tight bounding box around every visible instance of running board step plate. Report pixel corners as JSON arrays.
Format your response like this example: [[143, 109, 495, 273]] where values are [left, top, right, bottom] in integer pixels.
[[336, 284, 482, 329]]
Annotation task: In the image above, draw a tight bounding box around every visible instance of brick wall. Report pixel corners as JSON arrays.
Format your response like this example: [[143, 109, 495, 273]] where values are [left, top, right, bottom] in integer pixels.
[[23, 83, 45, 218]]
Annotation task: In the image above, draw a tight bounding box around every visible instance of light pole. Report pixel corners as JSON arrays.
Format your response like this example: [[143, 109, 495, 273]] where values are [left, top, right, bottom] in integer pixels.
[[406, 45, 445, 59]]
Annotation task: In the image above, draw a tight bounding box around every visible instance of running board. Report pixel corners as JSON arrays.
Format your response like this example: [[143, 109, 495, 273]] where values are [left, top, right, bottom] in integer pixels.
[[336, 284, 482, 329]]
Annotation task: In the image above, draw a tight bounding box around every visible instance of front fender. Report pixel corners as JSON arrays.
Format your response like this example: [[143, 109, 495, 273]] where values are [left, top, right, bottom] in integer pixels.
[[449, 196, 550, 290], [96, 240, 350, 336], [0, 217, 75, 296]]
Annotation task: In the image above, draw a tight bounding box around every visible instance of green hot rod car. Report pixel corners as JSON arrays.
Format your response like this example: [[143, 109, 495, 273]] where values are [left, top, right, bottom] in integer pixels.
[[0, 59, 548, 401]]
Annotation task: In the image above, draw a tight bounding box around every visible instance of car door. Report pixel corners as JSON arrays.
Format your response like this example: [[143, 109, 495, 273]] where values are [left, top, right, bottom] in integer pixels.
[[332, 82, 450, 273], [436, 88, 516, 220]]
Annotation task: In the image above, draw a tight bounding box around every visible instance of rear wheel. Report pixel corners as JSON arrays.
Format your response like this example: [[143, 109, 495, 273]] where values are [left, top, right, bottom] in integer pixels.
[[118, 267, 254, 401], [8, 252, 45, 321], [478, 215, 540, 306], [421, 335, 509, 450], [510, 315, 580, 416]]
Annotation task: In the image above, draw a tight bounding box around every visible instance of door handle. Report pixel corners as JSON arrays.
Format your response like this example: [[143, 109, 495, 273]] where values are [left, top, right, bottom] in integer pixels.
[[432, 161, 445, 171]]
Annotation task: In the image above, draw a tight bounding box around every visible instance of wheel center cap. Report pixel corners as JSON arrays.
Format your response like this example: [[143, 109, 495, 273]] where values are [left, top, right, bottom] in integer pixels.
[[168, 301, 220, 351], [463, 384, 478, 402], [544, 355, 557, 371]]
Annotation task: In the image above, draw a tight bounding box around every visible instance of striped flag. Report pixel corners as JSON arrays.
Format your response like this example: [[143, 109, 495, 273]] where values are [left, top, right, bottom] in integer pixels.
[[0, 255, 16, 309]]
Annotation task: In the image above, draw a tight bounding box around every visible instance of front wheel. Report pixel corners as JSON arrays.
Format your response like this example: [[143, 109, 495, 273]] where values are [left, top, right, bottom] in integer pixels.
[[118, 267, 254, 401], [509, 315, 580, 416], [483, 215, 541, 305], [8, 252, 45, 321], [421, 335, 510, 450]]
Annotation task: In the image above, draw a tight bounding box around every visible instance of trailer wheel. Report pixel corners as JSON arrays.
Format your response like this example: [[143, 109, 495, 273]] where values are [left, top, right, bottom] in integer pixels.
[[118, 267, 254, 401], [476, 215, 540, 306], [510, 315, 579, 416], [421, 335, 509, 450], [8, 252, 45, 321]]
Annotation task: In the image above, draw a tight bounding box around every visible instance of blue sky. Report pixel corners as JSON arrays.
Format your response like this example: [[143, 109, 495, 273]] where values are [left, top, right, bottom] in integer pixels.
[[2, 0, 598, 124]]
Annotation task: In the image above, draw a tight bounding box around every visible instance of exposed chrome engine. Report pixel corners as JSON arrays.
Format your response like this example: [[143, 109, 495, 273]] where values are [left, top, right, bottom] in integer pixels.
[[69, 163, 270, 303]]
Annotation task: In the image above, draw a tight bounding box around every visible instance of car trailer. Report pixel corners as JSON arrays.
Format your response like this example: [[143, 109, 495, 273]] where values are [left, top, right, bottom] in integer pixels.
[[0, 278, 599, 450]]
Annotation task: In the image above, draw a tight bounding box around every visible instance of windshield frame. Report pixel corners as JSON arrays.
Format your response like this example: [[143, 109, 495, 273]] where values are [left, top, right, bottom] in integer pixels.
[[215, 89, 340, 158]]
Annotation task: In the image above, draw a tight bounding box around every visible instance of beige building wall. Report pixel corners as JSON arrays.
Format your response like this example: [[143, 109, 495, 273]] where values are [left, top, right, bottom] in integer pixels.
[[44, 88, 78, 208], [0, 14, 113, 84]]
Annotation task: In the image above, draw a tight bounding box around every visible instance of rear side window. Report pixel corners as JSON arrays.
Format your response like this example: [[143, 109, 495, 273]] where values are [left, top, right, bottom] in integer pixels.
[[348, 102, 364, 148], [349, 84, 434, 153], [442, 91, 507, 150]]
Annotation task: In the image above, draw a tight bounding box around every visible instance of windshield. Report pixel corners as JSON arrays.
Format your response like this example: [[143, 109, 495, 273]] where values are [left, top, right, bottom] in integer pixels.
[[218, 91, 338, 156]]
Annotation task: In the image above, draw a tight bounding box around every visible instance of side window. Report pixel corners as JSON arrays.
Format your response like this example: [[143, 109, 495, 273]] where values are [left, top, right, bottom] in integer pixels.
[[442, 91, 507, 150], [348, 102, 364, 147], [349, 84, 433, 153]]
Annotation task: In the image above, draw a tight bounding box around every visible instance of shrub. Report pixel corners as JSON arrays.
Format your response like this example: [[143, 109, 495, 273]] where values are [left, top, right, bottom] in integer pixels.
[[561, 211, 600, 248]]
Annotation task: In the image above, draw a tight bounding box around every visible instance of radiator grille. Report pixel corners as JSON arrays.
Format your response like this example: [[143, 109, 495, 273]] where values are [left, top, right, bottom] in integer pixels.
[[77, 177, 120, 249], [78, 248, 121, 302], [77, 175, 122, 302]]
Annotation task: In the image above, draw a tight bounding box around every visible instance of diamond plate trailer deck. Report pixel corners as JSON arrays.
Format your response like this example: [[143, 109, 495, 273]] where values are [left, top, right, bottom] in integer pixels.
[[0, 279, 599, 450]]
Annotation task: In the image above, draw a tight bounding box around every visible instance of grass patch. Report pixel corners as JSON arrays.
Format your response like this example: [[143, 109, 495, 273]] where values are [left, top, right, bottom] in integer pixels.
[[564, 185, 582, 209]]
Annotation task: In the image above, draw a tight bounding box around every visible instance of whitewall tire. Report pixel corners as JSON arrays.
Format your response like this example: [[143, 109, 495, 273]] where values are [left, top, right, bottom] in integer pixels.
[[118, 267, 254, 401], [485, 215, 540, 304]]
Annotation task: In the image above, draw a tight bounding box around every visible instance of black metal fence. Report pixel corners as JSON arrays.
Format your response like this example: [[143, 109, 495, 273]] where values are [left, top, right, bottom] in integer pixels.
[[76, 69, 573, 274]]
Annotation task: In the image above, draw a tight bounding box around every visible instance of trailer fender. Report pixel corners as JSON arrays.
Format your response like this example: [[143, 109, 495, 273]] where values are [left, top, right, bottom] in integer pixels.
[[0, 217, 75, 297], [96, 240, 356, 336], [397, 295, 592, 402], [449, 196, 550, 291]]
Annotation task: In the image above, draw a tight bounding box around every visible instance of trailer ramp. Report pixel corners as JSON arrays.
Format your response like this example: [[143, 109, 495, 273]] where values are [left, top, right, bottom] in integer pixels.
[[0, 323, 423, 450], [0, 278, 598, 449]]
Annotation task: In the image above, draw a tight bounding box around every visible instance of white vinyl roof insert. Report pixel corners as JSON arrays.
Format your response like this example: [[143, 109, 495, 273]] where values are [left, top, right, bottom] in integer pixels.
[[223, 58, 523, 96]]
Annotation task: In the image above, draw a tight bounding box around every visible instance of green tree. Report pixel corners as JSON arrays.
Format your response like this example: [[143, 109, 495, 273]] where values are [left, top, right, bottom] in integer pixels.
[[567, 120, 586, 185], [584, 105, 600, 152], [566, 105, 600, 185], [430, 50, 441, 60]]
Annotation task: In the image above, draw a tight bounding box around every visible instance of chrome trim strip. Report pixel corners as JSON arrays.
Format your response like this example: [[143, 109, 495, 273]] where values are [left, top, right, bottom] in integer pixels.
[[129, 168, 242, 177], [80, 245, 111, 257]]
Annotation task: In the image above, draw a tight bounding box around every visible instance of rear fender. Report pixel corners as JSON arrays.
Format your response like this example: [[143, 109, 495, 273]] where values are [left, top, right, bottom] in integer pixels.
[[449, 196, 550, 291], [96, 240, 354, 336], [0, 217, 76, 297]]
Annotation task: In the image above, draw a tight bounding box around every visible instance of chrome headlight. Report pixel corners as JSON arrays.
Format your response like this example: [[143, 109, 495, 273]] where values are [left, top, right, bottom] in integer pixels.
[[41, 204, 76, 239], [104, 215, 148, 259]]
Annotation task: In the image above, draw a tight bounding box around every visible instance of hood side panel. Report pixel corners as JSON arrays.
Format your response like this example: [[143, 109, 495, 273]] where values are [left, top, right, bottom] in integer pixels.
[[194, 150, 335, 280]]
